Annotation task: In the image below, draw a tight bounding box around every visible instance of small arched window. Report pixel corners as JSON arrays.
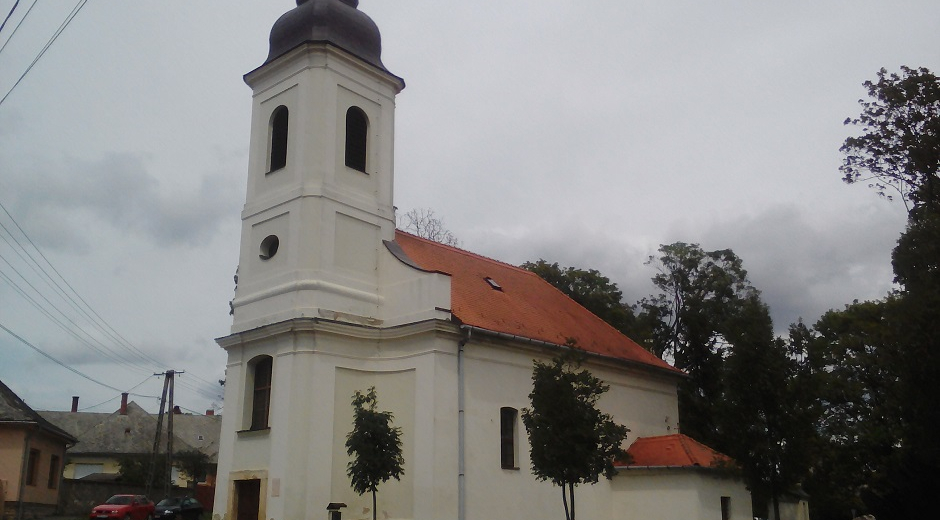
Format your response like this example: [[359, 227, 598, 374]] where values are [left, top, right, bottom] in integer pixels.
[[249, 356, 273, 430], [269, 106, 289, 172], [345, 106, 368, 172]]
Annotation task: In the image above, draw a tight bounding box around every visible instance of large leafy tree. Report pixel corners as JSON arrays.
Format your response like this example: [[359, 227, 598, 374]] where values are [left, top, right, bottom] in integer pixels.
[[638, 242, 815, 518], [721, 301, 815, 520], [345, 387, 405, 520], [637, 242, 758, 444], [521, 260, 637, 336], [790, 67, 940, 520], [522, 353, 629, 520], [801, 300, 903, 520], [840, 66, 939, 209]]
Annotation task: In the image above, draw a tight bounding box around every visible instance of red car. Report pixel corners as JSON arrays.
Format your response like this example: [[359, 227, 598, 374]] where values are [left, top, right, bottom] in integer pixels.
[[90, 494, 155, 520]]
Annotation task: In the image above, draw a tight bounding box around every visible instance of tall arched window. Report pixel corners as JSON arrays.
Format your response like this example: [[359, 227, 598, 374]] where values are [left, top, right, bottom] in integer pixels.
[[269, 106, 289, 172], [249, 355, 273, 430], [345, 106, 368, 172]]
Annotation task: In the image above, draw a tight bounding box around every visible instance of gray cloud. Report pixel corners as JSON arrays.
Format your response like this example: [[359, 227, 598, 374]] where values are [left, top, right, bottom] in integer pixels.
[[1, 150, 242, 252]]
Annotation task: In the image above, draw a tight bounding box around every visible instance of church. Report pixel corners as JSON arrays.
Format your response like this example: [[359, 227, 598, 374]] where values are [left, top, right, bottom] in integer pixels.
[[212, 1, 752, 519]]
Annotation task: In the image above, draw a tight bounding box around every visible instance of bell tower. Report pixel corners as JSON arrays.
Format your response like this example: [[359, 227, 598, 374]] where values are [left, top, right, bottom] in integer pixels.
[[232, 0, 405, 334]]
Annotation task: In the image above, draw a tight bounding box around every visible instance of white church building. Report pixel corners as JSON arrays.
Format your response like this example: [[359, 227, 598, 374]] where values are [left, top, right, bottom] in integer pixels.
[[212, 1, 752, 519]]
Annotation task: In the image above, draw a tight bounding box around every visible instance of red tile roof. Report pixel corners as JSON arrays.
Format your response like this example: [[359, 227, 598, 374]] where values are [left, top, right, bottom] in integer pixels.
[[622, 434, 733, 468], [394, 231, 679, 374]]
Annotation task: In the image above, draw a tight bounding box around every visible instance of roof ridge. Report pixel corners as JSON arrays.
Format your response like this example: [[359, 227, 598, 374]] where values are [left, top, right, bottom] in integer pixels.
[[395, 230, 534, 274], [676, 434, 699, 465]]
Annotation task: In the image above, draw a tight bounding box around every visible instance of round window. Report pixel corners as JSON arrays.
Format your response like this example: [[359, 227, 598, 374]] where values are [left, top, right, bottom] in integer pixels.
[[259, 235, 279, 260]]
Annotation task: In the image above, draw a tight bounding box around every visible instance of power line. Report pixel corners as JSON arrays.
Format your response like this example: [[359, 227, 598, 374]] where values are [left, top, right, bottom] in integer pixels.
[[0, 0, 20, 35], [0, 0, 88, 108], [78, 376, 160, 411], [0, 200, 223, 400], [0, 0, 37, 57], [0, 200, 168, 369], [0, 321, 125, 393]]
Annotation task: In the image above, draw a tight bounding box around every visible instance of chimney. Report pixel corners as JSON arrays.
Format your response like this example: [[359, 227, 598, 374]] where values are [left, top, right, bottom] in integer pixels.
[[71, 396, 79, 413], [173, 405, 182, 414], [206, 409, 215, 416], [120, 393, 128, 415]]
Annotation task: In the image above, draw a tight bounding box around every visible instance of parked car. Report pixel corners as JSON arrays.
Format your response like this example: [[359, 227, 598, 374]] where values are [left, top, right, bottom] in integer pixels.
[[154, 497, 204, 520], [89, 494, 155, 520]]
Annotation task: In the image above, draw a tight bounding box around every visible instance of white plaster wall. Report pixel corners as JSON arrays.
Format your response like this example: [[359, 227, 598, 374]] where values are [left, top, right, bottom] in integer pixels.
[[459, 338, 681, 520], [214, 323, 461, 520], [612, 470, 751, 520]]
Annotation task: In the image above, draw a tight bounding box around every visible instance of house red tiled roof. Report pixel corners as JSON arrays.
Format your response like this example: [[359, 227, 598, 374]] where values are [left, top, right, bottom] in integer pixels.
[[394, 231, 679, 374], [621, 434, 733, 468]]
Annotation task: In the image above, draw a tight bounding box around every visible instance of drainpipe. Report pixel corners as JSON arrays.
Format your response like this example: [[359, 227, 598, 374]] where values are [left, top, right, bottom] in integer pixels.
[[457, 326, 470, 520], [16, 427, 34, 520]]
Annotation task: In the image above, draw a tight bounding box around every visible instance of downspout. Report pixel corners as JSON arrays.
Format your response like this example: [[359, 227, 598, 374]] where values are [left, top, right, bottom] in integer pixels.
[[457, 326, 470, 520], [16, 427, 34, 520]]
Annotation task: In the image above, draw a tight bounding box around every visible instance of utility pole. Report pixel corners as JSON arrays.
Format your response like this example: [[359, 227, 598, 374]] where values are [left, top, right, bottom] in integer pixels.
[[164, 371, 177, 498], [146, 370, 183, 499]]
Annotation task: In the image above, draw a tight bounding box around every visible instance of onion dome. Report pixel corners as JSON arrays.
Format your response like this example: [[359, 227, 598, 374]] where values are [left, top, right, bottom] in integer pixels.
[[266, 0, 386, 71]]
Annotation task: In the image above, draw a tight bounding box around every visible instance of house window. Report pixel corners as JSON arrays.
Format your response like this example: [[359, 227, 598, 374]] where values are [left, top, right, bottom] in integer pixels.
[[500, 407, 518, 469], [345, 106, 368, 172], [249, 356, 273, 430], [26, 449, 40, 486], [720, 496, 731, 520], [269, 106, 289, 172], [48, 455, 60, 489]]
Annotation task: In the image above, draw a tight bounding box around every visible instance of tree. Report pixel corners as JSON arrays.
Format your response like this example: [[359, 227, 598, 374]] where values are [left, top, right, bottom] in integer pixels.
[[521, 351, 629, 520], [118, 454, 170, 489], [521, 260, 637, 335], [800, 299, 908, 520], [397, 208, 461, 247], [175, 449, 211, 489], [637, 242, 816, 518], [827, 66, 940, 520], [345, 387, 404, 520], [840, 66, 939, 210], [721, 303, 814, 520], [637, 242, 759, 444]]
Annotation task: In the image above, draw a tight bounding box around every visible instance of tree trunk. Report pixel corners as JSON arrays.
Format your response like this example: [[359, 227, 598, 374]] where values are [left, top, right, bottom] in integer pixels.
[[561, 485, 570, 520], [569, 482, 576, 520], [771, 478, 781, 520], [372, 489, 377, 520]]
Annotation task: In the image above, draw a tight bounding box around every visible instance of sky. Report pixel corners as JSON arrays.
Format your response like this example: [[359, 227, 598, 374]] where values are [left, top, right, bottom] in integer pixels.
[[0, 0, 937, 415]]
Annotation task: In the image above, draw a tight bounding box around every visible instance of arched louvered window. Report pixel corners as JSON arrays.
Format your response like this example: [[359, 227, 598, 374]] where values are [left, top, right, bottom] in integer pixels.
[[269, 106, 289, 172], [345, 106, 368, 172]]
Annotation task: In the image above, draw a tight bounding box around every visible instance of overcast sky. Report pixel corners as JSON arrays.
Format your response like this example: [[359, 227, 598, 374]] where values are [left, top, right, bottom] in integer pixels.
[[1, 0, 936, 415]]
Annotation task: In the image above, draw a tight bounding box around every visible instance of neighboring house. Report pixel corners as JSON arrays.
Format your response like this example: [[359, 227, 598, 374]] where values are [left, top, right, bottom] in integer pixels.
[[39, 396, 221, 488], [0, 379, 77, 519], [212, 3, 755, 520]]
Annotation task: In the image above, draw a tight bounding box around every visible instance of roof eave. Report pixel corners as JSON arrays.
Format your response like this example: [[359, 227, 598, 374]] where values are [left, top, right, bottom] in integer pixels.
[[459, 325, 686, 380]]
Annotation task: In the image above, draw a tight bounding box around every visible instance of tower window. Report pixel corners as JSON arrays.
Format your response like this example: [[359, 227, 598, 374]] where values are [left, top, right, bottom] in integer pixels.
[[500, 407, 518, 469], [249, 356, 273, 430], [269, 106, 289, 172], [345, 106, 368, 172], [259, 235, 279, 260]]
